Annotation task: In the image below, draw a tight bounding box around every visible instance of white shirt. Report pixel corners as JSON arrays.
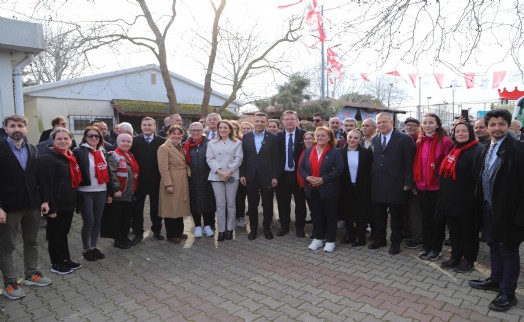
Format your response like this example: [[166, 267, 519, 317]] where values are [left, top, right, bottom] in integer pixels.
[[347, 150, 359, 184]]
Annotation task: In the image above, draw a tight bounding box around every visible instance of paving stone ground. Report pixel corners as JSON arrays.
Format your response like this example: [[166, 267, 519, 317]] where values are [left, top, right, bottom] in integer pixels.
[[0, 198, 523, 321]]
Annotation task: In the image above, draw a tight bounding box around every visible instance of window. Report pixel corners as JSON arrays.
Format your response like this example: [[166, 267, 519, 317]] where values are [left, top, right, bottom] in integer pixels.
[[69, 115, 115, 134]]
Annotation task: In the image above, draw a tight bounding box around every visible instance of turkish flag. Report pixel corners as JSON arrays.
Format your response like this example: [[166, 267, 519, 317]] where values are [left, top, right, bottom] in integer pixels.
[[386, 70, 400, 77], [408, 73, 417, 88], [360, 73, 370, 82], [464, 72, 475, 89], [434, 73, 444, 89], [492, 71, 507, 89]]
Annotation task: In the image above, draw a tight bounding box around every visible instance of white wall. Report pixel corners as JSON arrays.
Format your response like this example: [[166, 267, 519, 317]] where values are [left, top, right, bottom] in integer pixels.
[[0, 53, 15, 121]]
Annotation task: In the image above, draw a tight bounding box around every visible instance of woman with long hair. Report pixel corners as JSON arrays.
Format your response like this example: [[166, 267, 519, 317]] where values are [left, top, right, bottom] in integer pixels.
[[206, 120, 243, 241], [414, 113, 453, 261], [73, 126, 112, 261]]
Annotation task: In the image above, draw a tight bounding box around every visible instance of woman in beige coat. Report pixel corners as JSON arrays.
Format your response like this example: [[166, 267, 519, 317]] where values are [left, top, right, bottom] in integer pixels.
[[158, 125, 191, 244]]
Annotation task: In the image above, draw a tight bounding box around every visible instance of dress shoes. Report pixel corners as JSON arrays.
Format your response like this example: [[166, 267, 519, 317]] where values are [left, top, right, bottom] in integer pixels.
[[248, 231, 257, 240], [131, 235, 143, 245], [367, 240, 387, 250], [341, 234, 355, 244], [166, 237, 181, 244], [153, 232, 165, 240], [217, 232, 225, 242], [296, 229, 305, 238], [276, 228, 289, 237], [489, 292, 518, 312], [352, 240, 366, 247], [388, 243, 401, 255], [225, 230, 233, 240], [264, 229, 274, 240], [441, 258, 460, 270], [469, 278, 500, 292], [113, 240, 131, 249], [176, 234, 188, 240]]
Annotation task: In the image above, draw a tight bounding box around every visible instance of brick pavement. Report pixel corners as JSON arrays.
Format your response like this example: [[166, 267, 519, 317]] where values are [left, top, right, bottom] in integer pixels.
[[0, 200, 523, 321]]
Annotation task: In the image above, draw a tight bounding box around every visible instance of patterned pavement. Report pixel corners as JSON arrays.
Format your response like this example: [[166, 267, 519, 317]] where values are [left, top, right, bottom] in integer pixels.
[[1, 200, 523, 321]]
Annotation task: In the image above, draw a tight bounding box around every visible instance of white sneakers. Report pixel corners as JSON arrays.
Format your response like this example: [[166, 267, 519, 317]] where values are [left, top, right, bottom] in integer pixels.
[[203, 226, 214, 237], [194, 226, 203, 238], [323, 242, 336, 253], [308, 239, 324, 250], [308, 239, 335, 252]]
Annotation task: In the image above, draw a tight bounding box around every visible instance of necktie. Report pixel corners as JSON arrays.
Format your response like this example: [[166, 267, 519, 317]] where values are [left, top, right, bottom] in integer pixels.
[[483, 142, 497, 175], [287, 133, 294, 169], [145, 137, 151, 144], [210, 132, 215, 139], [381, 135, 387, 151]]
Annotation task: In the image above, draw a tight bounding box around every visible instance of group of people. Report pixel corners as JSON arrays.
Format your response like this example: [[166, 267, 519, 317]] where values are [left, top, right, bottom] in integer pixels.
[[0, 108, 523, 313]]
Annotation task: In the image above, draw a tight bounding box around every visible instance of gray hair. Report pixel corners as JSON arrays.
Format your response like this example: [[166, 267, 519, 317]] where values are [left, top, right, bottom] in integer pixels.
[[119, 122, 134, 135], [116, 133, 133, 144], [188, 122, 203, 130], [343, 118, 357, 124], [206, 113, 222, 121], [362, 118, 377, 128]]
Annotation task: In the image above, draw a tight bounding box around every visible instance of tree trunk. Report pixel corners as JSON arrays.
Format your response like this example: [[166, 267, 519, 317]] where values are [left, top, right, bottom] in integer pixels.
[[158, 44, 179, 114]]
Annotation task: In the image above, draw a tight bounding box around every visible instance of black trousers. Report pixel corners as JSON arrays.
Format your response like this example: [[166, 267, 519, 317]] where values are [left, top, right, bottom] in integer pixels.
[[276, 172, 306, 230], [246, 172, 274, 231], [417, 190, 445, 252], [132, 191, 162, 236], [111, 201, 134, 242], [372, 203, 404, 244], [446, 215, 479, 262], [236, 184, 247, 219], [308, 189, 338, 242], [165, 217, 184, 239], [192, 212, 215, 228], [46, 210, 73, 265]]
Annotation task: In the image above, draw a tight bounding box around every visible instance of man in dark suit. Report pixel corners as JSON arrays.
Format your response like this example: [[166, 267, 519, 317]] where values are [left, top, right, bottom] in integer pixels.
[[240, 112, 279, 240], [469, 109, 524, 312], [0, 115, 52, 300], [369, 112, 416, 255], [130, 116, 167, 243], [276, 110, 306, 237], [38, 116, 77, 149]]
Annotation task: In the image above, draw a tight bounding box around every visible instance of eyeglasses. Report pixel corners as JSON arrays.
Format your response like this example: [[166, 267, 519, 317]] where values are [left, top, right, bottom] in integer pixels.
[[59, 123, 67, 126], [86, 134, 101, 139], [313, 119, 322, 123]]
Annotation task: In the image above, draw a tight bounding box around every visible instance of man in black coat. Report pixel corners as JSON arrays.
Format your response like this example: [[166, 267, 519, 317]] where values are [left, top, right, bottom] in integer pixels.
[[0, 115, 52, 300], [369, 112, 416, 255], [130, 116, 167, 243], [469, 109, 524, 312], [240, 112, 279, 240], [38, 116, 77, 149], [275, 110, 306, 237]]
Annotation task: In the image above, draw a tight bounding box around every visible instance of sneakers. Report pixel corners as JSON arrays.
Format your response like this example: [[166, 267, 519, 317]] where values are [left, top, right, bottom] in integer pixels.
[[236, 217, 246, 228], [308, 239, 324, 251], [83, 249, 97, 261], [336, 220, 345, 229], [2, 283, 25, 300], [92, 248, 105, 259], [194, 226, 203, 238], [405, 240, 422, 249], [51, 264, 73, 275], [324, 242, 336, 253], [427, 251, 442, 261], [203, 226, 214, 237], [418, 250, 429, 260], [24, 271, 52, 287], [63, 259, 82, 270], [454, 259, 474, 273]]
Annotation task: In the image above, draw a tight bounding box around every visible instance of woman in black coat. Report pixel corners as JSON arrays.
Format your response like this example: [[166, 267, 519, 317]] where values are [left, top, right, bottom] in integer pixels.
[[339, 130, 373, 246], [184, 122, 216, 238], [438, 122, 483, 273], [40, 128, 83, 275]]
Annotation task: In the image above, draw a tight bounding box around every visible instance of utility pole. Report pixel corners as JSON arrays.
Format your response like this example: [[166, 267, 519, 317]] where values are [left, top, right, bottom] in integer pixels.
[[320, 5, 325, 99]]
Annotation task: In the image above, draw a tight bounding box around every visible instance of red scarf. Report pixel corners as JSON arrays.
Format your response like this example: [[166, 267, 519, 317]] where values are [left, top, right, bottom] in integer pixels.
[[89, 148, 110, 184], [309, 144, 331, 179], [53, 146, 82, 188], [413, 134, 439, 186], [439, 140, 478, 180], [115, 148, 140, 191], [183, 137, 204, 165]]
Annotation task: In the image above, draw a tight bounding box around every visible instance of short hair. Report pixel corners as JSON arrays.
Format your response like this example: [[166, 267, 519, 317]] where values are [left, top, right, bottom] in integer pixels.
[[81, 126, 104, 149], [116, 133, 133, 145], [512, 119, 522, 129], [188, 122, 203, 130], [51, 116, 66, 127], [376, 112, 393, 120], [348, 129, 362, 139], [119, 122, 134, 135], [268, 119, 280, 126], [51, 127, 73, 140], [206, 112, 222, 121], [217, 120, 237, 141], [314, 126, 336, 147], [168, 124, 185, 135], [141, 116, 155, 123], [484, 109, 511, 126], [282, 110, 298, 119], [313, 113, 326, 121], [362, 118, 377, 128], [254, 112, 268, 119], [329, 116, 341, 122], [404, 117, 420, 125], [3, 115, 28, 127]]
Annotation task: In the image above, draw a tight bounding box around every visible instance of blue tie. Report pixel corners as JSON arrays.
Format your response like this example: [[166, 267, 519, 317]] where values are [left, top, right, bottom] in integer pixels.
[[145, 137, 151, 144], [381, 135, 387, 151], [287, 133, 294, 169]]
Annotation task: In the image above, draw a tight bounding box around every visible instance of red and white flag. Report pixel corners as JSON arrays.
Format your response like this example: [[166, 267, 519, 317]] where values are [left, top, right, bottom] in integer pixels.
[[492, 71, 507, 89], [408, 73, 417, 88], [386, 70, 400, 77], [360, 73, 370, 82], [327, 48, 343, 71], [464, 72, 475, 89], [434, 73, 444, 89]]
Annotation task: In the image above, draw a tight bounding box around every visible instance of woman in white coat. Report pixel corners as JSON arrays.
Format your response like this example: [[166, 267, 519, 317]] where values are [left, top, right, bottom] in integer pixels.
[[206, 120, 243, 241]]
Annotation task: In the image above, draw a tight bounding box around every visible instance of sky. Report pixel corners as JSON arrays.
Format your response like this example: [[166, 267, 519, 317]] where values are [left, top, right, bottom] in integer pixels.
[[1, 0, 523, 119]]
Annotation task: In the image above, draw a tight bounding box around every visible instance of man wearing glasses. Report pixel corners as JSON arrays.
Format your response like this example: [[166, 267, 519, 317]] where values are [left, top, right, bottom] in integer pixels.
[[312, 113, 326, 128], [37, 116, 77, 149]]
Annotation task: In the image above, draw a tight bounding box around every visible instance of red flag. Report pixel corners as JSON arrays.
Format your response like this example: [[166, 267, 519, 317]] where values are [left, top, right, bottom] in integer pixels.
[[360, 73, 370, 82], [386, 70, 400, 77], [327, 48, 343, 71], [277, 0, 303, 9], [434, 73, 444, 89], [492, 71, 507, 89], [464, 72, 475, 89], [408, 73, 417, 88]]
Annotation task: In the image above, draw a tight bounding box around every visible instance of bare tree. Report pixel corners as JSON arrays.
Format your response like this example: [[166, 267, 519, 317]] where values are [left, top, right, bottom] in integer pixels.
[[365, 76, 408, 109]]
